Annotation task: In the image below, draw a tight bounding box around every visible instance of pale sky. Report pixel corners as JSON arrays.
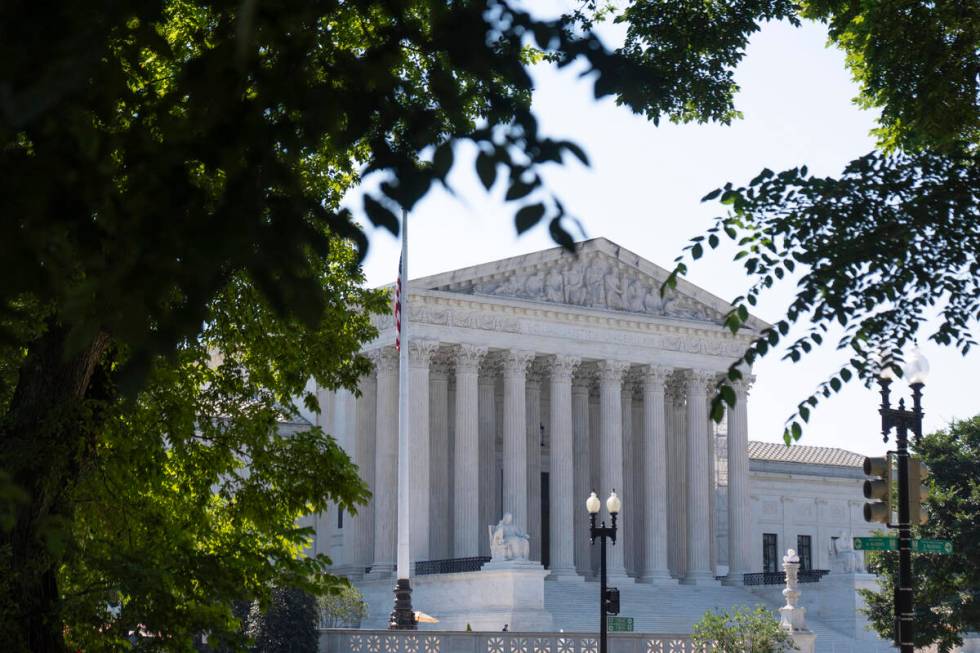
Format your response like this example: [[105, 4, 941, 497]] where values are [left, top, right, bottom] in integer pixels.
[[345, 12, 979, 457]]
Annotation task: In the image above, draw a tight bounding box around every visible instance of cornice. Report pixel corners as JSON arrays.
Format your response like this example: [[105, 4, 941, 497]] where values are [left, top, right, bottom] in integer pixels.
[[369, 290, 755, 360]]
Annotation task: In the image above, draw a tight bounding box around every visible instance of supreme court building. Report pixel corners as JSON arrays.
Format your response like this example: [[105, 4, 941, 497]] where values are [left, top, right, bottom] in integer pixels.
[[306, 238, 888, 640]]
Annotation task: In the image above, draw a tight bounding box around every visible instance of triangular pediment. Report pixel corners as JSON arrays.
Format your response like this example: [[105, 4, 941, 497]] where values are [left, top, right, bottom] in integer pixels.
[[413, 238, 767, 330]]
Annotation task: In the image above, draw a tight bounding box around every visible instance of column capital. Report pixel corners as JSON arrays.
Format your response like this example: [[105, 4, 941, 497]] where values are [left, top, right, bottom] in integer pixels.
[[501, 349, 536, 378], [596, 359, 631, 384], [682, 368, 717, 397], [408, 340, 440, 368], [453, 344, 488, 373], [374, 347, 400, 375], [430, 351, 453, 379], [546, 354, 581, 383], [732, 375, 756, 397], [642, 364, 672, 390]]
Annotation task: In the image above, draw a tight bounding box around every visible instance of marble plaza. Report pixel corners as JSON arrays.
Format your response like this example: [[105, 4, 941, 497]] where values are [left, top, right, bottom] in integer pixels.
[[303, 238, 893, 649]]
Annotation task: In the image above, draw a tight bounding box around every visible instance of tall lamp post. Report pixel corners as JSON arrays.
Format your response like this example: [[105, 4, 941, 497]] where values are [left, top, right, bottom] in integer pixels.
[[877, 347, 929, 653], [586, 489, 621, 653]]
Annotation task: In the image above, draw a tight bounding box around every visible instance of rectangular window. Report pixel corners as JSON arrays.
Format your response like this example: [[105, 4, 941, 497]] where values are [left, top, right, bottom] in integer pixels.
[[763, 533, 778, 573], [797, 535, 812, 571], [338, 507, 344, 530]]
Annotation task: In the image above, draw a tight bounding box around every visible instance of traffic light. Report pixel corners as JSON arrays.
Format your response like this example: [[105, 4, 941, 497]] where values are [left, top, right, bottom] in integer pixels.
[[604, 587, 620, 615], [910, 458, 930, 525], [863, 455, 892, 524]]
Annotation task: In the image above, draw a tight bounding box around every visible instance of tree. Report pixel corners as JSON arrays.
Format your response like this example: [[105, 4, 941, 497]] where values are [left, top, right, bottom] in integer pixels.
[[318, 585, 367, 629], [617, 0, 979, 438], [246, 587, 318, 653], [691, 605, 796, 653], [0, 1, 755, 649], [860, 415, 980, 653]]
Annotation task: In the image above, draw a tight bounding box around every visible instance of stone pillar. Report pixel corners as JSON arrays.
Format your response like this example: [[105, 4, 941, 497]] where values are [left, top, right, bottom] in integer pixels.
[[502, 350, 535, 533], [572, 372, 592, 578], [547, 355, 581, 580], [370, 348, 399, 576], [428, 355, 451, 560], [631, 392, 644, 574], [408, 340, 438, 562], [668, 376, 688, 579], [683, 369, 718, 585], [620, 377, 635, 576], [349, 361, 378, 578], [453, 345, 486, 558], [639, 365, 674, 583], [724, 377, 753, 584], [589, 387, 601, 578], [526, 365, 543, 561], [478, 359, 499, 557], [597, 359, 632, 582]]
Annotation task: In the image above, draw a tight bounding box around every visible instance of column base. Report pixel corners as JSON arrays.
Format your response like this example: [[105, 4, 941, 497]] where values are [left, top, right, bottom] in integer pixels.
[[605, 570, 636, 585], [680, 571, 720, 586], [546, 567, 585, 582], [721, 570, 749, 586], [366, 563, 395, 580], [638, 570, 678, 585]]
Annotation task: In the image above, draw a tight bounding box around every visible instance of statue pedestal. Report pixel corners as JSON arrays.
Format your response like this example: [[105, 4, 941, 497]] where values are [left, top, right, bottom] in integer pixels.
[[481, 559, 544, 572], [357, 565, 551, 632]]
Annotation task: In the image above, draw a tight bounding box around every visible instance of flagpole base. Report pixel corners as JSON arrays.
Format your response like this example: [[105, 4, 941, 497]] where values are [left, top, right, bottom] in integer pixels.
[[388, 578, 417, 630]]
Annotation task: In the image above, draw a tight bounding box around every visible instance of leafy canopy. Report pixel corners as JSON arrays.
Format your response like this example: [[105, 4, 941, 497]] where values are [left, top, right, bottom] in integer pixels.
[[608, 0, 980, 440], [861, 416, 980, 653]]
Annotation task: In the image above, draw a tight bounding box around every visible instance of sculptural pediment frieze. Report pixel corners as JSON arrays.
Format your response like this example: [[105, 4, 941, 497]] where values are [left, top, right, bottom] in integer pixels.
[[427, 250, 725, 325]]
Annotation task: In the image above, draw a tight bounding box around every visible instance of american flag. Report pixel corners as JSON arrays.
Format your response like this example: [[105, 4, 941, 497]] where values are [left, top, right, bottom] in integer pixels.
[[394, 253, 403, 351]]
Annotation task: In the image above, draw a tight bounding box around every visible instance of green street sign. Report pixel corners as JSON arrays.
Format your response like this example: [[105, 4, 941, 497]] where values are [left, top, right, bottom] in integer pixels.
[[853, 536, 898, 551], [608, 616, 634, 632], [914, 539, 953, 554]]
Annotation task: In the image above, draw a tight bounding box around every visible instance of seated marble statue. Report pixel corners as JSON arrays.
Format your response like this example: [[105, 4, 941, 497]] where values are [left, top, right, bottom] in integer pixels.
[[488, 513, 530, 561]]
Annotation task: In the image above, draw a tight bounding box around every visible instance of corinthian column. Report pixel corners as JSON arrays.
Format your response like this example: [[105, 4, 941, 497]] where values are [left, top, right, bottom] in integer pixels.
[[597, 359, 633, 583], [526, 364, 543, 561], [478, 358, 499, 557], [408, 340, 438, 562], [683, 369, 719, 585], [724, 377, 754, 585], [428, 355, 451, 560], [666, 375, 687, 579], [370, 348, 399, 577], [639, 365, 675, 583], [348, 359, 377, 579], [453, 344, 486, 558], [621, 378, 635, 576], [547, 354, 581, 580], [572, 371, 592, 577], [502, 350, 535, 533]]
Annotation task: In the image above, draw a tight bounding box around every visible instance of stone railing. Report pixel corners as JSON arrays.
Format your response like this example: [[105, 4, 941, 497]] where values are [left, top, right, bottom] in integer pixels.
[[320, 630, 700, 653], [742, 569, 829, 586], [414, 556, 491, 576]]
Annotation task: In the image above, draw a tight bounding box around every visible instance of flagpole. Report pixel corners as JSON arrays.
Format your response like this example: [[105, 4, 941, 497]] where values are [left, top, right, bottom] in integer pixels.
[[390, 207, 416, 629]]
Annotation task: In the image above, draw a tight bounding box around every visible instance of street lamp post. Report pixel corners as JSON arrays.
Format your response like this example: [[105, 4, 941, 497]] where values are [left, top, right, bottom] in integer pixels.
[[586, 490, 621, 653], [877, 348, 929, 653]]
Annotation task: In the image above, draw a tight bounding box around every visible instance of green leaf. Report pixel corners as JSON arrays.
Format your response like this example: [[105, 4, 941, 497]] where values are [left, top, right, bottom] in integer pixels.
[[363, 196, 399, 235], [476, 151, 496, 190], [701, 188, 722, 202], [515, 203, 546, 234]]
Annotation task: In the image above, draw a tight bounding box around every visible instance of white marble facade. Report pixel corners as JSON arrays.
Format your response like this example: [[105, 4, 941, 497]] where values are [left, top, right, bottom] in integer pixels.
[[318, 238, 766, 586]]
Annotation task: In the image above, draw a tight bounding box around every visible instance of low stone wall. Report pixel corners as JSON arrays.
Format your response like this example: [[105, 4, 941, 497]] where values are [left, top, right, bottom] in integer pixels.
[[320, 629, 696, 653]]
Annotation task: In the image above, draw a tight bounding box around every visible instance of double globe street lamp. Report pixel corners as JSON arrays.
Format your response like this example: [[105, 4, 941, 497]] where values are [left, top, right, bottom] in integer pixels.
[[586, 489, 621, 653]]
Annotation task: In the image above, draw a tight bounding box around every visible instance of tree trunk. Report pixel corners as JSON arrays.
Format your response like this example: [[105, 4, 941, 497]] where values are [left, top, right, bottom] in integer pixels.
[[0, 323, 111, 652]]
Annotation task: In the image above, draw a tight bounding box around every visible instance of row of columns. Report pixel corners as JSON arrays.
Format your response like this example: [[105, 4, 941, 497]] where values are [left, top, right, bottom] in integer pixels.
[[345, 342, 752, 585]]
